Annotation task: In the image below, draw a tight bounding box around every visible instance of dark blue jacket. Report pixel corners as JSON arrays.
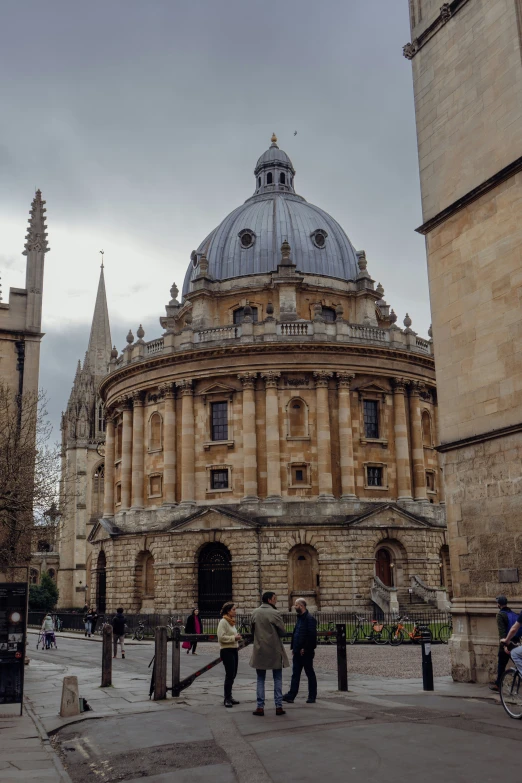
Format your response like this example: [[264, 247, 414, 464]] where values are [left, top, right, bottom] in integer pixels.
[[291, 611, 317, 653]]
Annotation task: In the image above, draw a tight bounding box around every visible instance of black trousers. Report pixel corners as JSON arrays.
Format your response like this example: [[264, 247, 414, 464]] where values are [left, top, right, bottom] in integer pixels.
[[220, 648, 238, 701], [288, 651, 317, 700], [496, 645, 511, 686], [190, 641, 198, 653]]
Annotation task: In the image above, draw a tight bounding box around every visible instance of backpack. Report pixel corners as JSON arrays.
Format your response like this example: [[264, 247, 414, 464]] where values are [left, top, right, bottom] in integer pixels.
[[504, 609, 522, 640]]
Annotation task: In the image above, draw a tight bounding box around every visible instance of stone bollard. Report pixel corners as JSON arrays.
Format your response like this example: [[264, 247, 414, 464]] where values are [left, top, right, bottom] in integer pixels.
[[154, 626, 168, 700], [60, 676, 80, 717], [101, 624, 113, 687]]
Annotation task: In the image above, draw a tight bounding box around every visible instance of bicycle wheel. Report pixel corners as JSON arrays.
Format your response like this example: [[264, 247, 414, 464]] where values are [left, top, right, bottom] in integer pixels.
[[389, 628, 404, 646], [438, 624, 452, 644], [349, 629, 360, 645], [372, 626, 390, 645], [500, 668, 522, 719], [134, 629, 144, 641], [413, 628, 432, 644]]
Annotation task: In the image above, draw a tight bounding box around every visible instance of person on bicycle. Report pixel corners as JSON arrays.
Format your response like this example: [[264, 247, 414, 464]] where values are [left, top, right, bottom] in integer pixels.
[[500, 606, 522, 674], [112, 607, 126, 659], [490, 595, 514, 692], [283, 598, 317, 705]]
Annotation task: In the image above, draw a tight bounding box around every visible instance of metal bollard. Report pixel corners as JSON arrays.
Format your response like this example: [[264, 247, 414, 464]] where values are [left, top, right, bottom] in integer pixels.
[[154, 626, 168, 700], [101, 624, 112, 687], [172, 625, 181, 697], [336, 623, 348, 692], [421, 627, 434, 691]]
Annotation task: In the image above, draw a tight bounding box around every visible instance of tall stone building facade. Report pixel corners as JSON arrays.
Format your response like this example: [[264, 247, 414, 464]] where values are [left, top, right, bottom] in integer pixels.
[[57, 266, 112, 607], [86, 137, 449, 616], [405, 0, 522, 680]]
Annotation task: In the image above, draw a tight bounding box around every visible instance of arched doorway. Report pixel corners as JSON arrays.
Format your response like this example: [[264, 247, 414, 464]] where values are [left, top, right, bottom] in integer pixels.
[[96, 550, 107, 613], [198, 543, 232, 615], [375, 548, 393, 587], [288, 545, 320, 610]]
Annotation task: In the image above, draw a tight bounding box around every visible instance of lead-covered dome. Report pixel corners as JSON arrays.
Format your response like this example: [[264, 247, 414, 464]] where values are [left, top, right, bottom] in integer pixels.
[[183, 135, 359, 295]]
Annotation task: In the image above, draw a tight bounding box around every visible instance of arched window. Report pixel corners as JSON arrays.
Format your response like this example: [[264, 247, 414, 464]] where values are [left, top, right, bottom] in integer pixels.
[[92, 463, 104, 520], [233, 307, 258, 324], [422, 411, 432, 446], [198, 543, 232, 615], [149, 413, 162, 451], [97, 402, 105, 433], [280, 172, 286, 185], [37, 540, 51, 552], [287, 398, 308, 438], [267, 172, 273, 185], [48, 569, 56, 580], [257, 177, 261, 188], [141, 552, 155, 597], [30, 568, 39, 584], [321, 306, 336, 322]]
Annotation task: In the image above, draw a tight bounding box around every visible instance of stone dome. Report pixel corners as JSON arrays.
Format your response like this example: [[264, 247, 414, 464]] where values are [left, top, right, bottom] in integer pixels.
[[182, 135, 359, 296]]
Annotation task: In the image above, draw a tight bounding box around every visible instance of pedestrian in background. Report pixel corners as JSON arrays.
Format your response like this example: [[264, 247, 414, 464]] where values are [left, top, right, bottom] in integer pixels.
[[112, 607, 126, 659], [41, 613, 55, 650], [283, 597, 317, 704], [217, 601, 242, 707], [184, 608, 202, 655], [250, 591, 289, 716], [84, 607, 94, 637]]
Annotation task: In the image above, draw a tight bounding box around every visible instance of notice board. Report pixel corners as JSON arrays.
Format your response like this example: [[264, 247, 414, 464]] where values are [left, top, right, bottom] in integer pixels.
[[0, 582, 28, 713]]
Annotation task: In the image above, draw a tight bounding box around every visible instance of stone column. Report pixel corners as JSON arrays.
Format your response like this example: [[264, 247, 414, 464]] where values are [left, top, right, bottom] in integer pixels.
[[131, 392, 145, 509], [409, 382, 428, 501], [336, 373, 356, 499], [103, 414, 115, 516], [161, 384, 177, 506], [238, 373, 258, 502], [121, 399, 133, 510], [392, 379, 413, 501], [176, 379, 195, 505], [432, 394, 445, 504], [313, 371, 334, 500], [261, 371, 281, 501]]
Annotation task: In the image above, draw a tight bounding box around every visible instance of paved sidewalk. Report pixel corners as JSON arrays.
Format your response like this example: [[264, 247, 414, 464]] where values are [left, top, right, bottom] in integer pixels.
[[27, 629, 150, 646], [0, 704, 71, 783]]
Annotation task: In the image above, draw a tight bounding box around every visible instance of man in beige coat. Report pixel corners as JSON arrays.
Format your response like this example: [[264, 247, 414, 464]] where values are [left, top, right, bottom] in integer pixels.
[[250, 591, 289, 716]]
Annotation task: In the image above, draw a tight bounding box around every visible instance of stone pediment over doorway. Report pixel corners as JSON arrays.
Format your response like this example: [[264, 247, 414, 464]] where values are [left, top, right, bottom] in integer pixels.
[[346, 503, 431, 529], [87, 517, 124, 543], [168, 506, 257, 533]]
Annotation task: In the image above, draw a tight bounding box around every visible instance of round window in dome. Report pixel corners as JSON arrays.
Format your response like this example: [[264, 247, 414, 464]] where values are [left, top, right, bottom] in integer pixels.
[[311, 229, 328, 249], [238, 229, 256, 249]]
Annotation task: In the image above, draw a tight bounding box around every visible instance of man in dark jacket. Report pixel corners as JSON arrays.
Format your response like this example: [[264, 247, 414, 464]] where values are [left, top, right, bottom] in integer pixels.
[[112, 607, 126, 659], [492, 595, 514, 691], [283, 598, 317, 704]]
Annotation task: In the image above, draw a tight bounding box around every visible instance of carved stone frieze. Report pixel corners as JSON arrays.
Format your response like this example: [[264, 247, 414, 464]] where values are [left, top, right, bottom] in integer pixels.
[[261, 371, 281, 388], [176, 378, 194, 396]]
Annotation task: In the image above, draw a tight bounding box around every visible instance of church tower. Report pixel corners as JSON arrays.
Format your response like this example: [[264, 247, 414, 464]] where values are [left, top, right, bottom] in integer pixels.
[[57, 264, 112, 608], [405, 0, 522, 681]]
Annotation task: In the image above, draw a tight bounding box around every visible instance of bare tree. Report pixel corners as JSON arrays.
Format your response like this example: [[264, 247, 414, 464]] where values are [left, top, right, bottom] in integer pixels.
[[0, 384, 67, 573]]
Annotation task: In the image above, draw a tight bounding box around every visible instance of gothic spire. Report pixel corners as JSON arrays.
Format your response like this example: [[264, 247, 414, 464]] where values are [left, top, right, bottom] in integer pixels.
[[23, 190, 49, 256], [86, 264, 112, 380]]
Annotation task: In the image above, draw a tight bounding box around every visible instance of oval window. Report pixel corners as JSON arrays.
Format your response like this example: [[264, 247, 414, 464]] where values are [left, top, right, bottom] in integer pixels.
[[311, 229, 328, 249], [238, 229, 256, 249]]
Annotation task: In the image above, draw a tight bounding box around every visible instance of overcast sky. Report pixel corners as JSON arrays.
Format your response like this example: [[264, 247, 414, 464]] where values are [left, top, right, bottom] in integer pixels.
[[0, 1, 424, 439]]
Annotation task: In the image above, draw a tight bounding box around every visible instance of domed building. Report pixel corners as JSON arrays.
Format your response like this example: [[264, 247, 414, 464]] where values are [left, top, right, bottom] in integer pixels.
[[83, 136, 450, 616]]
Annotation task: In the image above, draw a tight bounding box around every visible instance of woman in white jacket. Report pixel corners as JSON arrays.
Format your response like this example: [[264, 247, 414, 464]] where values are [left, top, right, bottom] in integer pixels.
[[217, 602, 242, 707]]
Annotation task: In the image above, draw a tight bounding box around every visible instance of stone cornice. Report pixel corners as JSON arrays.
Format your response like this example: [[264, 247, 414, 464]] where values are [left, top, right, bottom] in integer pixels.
[[416, 154, 522, 235], [403, 0, 471, 61], [437, 421, 522, 453], [99, 341, 435, 400]]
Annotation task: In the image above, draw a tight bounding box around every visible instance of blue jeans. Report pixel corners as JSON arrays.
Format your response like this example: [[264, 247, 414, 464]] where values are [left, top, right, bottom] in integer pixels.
[[256, 669, 283, 708]]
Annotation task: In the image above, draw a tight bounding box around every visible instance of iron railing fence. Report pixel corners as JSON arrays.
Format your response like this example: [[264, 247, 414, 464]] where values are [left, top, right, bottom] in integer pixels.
[[28, 609, 451, 642]]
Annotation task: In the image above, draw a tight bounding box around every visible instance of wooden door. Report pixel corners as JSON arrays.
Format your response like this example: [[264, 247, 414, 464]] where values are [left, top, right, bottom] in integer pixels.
[[376, 549, 393, 586], [294, 554, 313, 592]]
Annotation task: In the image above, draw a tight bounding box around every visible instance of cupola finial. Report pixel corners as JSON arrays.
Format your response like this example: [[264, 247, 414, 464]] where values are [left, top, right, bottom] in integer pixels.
[[271, 132, 278, 146]]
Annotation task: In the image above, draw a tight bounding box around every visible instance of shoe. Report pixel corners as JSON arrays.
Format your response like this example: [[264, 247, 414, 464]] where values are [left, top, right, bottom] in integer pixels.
[[282, 695, 295, 703], [122, 653, 125, 659], [192, 652, 198, 655], [252, 708, 265, 716], [113, 655, 117, 659], [306, 698, 316, 704], [186, 650, 190, 654], [276, 707, 286, 716], [230, 698, 240, 705], [489, 684, 499, 692], [224, 700, 233, 708]]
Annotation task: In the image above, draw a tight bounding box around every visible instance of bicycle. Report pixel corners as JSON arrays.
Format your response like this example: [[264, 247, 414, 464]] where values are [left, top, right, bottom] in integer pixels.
[[167, 616, 185, 639], [349, 616, 390, 645], [318, 621, 337, 644], [389, 616, 432, 646], [438, 617, 453, 644], [132, 620, 146, 641], [500, 665, 522, 719], [237, 617, 252, 636]]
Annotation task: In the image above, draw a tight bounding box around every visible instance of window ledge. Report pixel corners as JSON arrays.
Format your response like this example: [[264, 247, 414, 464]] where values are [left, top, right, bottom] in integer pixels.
[[289, 484, 312, 489], [360, 438, 388, 446], [148, 447, 163, 454], [206, 487, 233, 493], [364, 485, 389, 491], [204, 440, 234, 450], [286, 436, 310, 442], [427, 489, 437, 496], [148, 493, 163, 499], [423, 445, 436, 450], [114, 458, 122, 465]]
